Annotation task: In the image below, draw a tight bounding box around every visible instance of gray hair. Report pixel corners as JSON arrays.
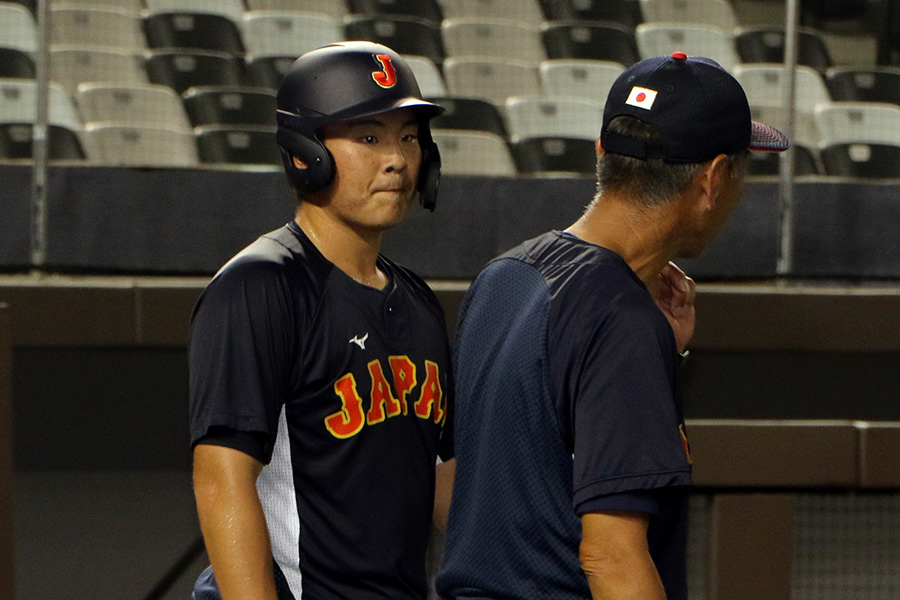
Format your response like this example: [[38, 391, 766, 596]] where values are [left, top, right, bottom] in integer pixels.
[[595, 116, 749, 207]]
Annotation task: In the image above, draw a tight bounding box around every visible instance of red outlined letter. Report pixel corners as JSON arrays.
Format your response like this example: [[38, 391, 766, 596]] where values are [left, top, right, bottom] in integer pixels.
[[414, 360, 444, 423], [366, 359, 403, 425], [389, 355, 416, 415], [372, 54, 397, 89], [324, 374, 366, 439]]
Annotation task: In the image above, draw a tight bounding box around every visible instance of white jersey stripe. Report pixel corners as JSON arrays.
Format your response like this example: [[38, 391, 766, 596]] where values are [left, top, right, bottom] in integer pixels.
[[257, 407, 303, 598]]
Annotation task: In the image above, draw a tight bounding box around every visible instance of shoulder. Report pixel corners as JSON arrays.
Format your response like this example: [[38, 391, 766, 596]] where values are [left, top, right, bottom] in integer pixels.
[[195, 224, 333, 316], [220, 224, 328, 280], [489, 231, 644, 304]]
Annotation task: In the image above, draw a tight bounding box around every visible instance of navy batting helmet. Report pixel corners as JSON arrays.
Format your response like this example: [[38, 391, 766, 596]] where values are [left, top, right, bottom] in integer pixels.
[[276, 41, 445, 210]]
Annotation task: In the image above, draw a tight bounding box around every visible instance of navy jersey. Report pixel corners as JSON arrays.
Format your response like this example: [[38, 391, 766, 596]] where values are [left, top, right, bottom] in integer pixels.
[[437, 231, 691, 600], [189, 221, 453, 600]]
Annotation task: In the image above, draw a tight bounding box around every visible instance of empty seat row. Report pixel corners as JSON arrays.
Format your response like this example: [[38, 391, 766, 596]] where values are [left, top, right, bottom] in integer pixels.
[[431, 130, 900, 179], [0, 0, 837, 73], [4, 65, 900, 160], [0, 48, 292, 95], [9, 43, 898, 129], [0, 120, 280, 166], [0, 78, 274, 130], [3, 0, 737, 28], [6, 117, 899, 180]]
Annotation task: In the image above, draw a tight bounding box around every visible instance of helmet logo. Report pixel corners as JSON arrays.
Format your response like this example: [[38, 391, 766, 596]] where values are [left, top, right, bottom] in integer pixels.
[[371, 54, 397, 89]]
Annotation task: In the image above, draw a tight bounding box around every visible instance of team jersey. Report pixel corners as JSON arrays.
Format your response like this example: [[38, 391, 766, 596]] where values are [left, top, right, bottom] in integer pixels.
[[189, 221, 453, 600], [436, 231, 692, 600]]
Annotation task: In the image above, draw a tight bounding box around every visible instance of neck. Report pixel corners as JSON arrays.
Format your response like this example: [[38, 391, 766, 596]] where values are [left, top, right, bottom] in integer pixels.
[[565, 193, 682, 285], [295, 203, 387, 289]]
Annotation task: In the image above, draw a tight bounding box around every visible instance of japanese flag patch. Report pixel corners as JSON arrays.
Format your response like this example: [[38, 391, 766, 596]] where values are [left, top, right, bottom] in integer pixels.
[[626, 86, 658, 110]]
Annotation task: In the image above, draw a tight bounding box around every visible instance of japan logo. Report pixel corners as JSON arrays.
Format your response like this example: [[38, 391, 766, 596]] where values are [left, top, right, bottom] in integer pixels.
[[371, 54, 397, 89], [626, 86, 658, 110]]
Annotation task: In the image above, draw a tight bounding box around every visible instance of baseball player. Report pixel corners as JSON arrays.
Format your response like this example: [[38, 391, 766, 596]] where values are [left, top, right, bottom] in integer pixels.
[[188, 42, 454, 600], [436, 53, 789, 600]]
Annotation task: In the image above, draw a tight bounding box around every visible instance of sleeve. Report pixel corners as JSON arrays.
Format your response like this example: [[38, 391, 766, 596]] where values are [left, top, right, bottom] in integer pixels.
[[568, 290, 692, 510], [576, 491, 660, 517], [188, 258, 298, 463]]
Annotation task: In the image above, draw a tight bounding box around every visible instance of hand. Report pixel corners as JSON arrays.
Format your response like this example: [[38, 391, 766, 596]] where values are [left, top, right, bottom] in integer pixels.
[[650, 262, 696, 353]]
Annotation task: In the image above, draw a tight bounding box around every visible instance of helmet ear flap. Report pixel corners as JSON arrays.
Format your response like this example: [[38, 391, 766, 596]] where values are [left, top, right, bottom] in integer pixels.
[[416, 121, 441, 211], [418, 141, 441, 211], [276, 127, 335, 195]]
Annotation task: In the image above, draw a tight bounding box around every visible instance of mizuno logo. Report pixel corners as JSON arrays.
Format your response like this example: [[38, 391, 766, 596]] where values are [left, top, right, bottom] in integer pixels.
[[349, 333, 369, 349]]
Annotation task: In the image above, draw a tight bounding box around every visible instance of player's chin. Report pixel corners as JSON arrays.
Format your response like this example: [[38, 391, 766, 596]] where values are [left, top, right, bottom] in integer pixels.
[[368, 193, 415, 227], [377, 189, 416, 211]]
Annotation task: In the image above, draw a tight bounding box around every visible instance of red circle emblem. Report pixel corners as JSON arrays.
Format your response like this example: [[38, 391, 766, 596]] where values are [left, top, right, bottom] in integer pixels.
[[636, 92, 646, 102]]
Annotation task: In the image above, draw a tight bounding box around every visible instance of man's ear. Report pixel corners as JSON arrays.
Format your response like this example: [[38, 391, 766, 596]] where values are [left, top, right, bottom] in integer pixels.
[[699, 153, 729, 211], [292, 155, 309, 170], [595, 137, 604, 157]]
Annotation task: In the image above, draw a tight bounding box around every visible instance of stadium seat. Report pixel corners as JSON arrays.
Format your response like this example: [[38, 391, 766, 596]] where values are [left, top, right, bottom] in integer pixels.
[[747, 103, 822, 150], [439, 0, 545, 24], [182, 86, 276, 127], [241, 12, 344, 60], [0, 123, 86, 160], [746, 144, 819, 176], [510, 136, 597, 175], [504, 95, 604, 141], [82, 123, 199, 166], [427, 96, 508, 137], [49, 7, 146, 50], [3, 0, 35, 15], [243, 0, 350, 19], [346, 0, 443, 25], [639, 0, 738, 29], [431, 129, 517, 176], [814, 102, 900, 146], [734, 64, 832, 110], [245, 55, 296, 91], [344, 15, 445, 66], [0, 2, 38, 53], [801, 0, 866, 20], [145, 49, 245, 94], [0, 77, 86, 160], [0, 47, 35, 78], [878, 1, 900, 65], [541, 22, 640, 66], [635, 23, 739, 71], [144, 0, 246, 22], [735, 27, 833, 74], [49, 47, 149, 95], [52, 0, 143, 12], [143, 12, 245, 57], [537, 0, 642, 28], [820, 142, 900, 178], [539, 59, 624, 103], [195, 124, 281, 165], [75, 83, 192, 131], [443, 57, 541, 106], [0, 78, 83, 132], [825, 66, 900, 105], [404, 55, 446, 97], [442, 18, 545, 64]]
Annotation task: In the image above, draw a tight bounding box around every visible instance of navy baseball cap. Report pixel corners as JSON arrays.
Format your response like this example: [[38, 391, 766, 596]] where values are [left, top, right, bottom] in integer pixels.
[[601, 52, 790, 163]]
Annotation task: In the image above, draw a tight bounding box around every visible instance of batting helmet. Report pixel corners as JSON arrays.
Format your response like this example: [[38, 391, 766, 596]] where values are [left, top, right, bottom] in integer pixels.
[[276, 41, 445, 210]]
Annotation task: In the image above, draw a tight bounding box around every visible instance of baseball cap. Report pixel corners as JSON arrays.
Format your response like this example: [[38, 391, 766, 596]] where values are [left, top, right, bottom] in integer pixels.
[[601, 52, 790, 163]]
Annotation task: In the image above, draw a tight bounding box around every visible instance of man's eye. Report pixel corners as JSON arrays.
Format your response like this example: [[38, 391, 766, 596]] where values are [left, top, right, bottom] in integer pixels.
[[402, 134, 418, 143], [361, 135, 378, 143]]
